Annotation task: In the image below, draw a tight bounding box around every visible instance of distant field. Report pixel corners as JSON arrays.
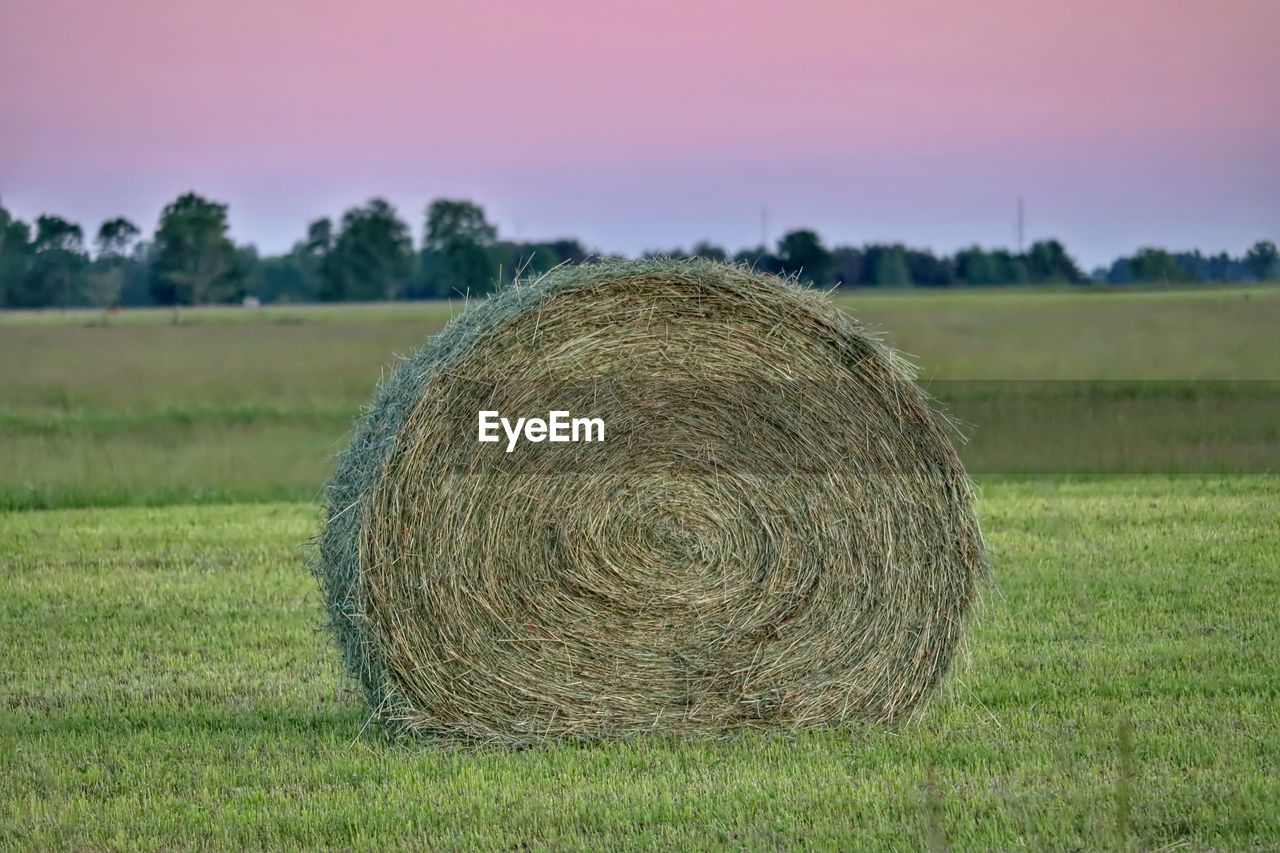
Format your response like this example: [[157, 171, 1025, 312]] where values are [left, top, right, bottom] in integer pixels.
[[3, 478, 1277, 848], [3, 283, 1278, 379], [2, 284, 1277, 509]]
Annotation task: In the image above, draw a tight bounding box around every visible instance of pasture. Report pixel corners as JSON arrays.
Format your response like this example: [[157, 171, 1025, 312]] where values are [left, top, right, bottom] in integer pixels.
[[2, 285, 1277, 510], [2, 284, 1278, 848]]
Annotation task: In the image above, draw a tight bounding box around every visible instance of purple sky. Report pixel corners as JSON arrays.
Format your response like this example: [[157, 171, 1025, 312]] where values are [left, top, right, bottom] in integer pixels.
[[1, 0, 1277, 267]]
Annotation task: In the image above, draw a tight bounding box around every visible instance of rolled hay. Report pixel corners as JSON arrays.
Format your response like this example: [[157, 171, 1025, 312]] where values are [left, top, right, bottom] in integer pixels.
[[315, 259, 985, 743]]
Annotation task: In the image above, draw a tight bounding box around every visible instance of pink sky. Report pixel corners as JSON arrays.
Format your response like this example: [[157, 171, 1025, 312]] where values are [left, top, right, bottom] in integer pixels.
[[1, 0, 1277, 266]]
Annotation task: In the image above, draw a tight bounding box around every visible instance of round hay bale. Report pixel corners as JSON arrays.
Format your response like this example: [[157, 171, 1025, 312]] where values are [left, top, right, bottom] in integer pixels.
[[315, 259, 985, 742]]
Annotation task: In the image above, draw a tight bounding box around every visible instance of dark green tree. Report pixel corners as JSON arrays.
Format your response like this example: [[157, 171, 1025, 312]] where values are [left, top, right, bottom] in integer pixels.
[[776, 229, 833, 284], [1025, 239, 1084, 283], [0, 203, 34, 307], [33, 215, 83, 254], [242, 219, 332, 304], [905, 248, 954, 287], [249, 253, 315, 303], [1128, 248, 1193, 283], [955, 246, 1001, 285], [864, 244, 911, 286], [321, 199, 414, 301], [236, 244, 262, 294], [992, 249, 1030, 284], [305, 217, 334, 256], [273, 217, 334, 302], [494, 238, 588, 286], [1244, 240, 1278, 281], [425, 198, 497, 248], [25, 215, 88, 308], [690, 240, 728, 262], [95, 217, 140, 258], [420, 198, 500, 297], [732, 245, 783, 275], [119, 241, 155, 306], [151, 193, 243, 304], [831, 246, 864, 287], [86, 217, 142, 308], [1173, 250, 1246, 282]]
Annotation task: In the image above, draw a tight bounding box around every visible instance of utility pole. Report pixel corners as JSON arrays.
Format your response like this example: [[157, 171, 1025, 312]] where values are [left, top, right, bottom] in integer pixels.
[[1016, 196, 1025, 254], [760, 207, 770, 250]]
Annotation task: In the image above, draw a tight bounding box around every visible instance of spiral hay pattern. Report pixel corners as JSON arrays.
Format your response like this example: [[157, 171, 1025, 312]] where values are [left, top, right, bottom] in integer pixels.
[[315, 259, 985, 743]]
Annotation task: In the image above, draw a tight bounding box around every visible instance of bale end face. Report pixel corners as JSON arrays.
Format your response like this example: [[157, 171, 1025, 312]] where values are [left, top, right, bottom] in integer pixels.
[[314, 259, 986, 743]]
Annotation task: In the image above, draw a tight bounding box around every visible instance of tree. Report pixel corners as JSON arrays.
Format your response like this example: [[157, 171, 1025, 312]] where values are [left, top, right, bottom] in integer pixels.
[[424, 198, 497, 250], [1105, 258, 1133, 285], [991, 249, 1029, 285], [320, 199, 414, 301], [305, 218, 334, 257], [269, 217, 334, 302], [240, 219, 333, 304], [250, 252, 316, 303], [1244, 240, 1278, 281], [1025, 239, 1084, 283], [34, 215, 85, 254], [26, 215, 88, 308], [864, 244, 910, 286], [95, 217, 140, 259], [151, 193, 243, 304], [732, 245, 782, 275], [419, 198, 499, 297], [776, 229, 833, 284], [83, 217, 142, 309], [1127, 248, 1193, 283], [119, 241, 156, 306], [904, 248, 954, 287], [690, 240, 728, 262], [0, 203, 34, 307], [955, 246, 1000, 285], [1187, 249, 1239, 281], [493, 238, 588, 287], [236, 244, 262, 294], [830, 246, 864, 287]]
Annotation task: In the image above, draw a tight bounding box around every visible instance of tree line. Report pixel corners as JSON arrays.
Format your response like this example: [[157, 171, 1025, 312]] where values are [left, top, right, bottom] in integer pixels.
[[1, 192, 1276, 309]]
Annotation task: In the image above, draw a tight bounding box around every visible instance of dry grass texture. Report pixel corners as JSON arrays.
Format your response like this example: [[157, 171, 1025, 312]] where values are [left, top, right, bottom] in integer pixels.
[[315, 259, 985, 742]]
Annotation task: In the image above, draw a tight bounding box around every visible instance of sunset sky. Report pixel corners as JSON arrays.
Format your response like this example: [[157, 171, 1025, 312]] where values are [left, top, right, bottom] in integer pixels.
[[1, 0, 1276, 267]]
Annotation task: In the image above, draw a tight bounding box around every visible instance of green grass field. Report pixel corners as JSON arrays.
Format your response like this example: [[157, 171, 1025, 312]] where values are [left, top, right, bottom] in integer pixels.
[[4, 480, 1277, 848], [2, 284, 1278, 848]]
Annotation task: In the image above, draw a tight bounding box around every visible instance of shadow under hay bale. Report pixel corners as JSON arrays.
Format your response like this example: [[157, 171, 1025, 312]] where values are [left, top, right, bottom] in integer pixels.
[[314, 259, 986, 743]]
